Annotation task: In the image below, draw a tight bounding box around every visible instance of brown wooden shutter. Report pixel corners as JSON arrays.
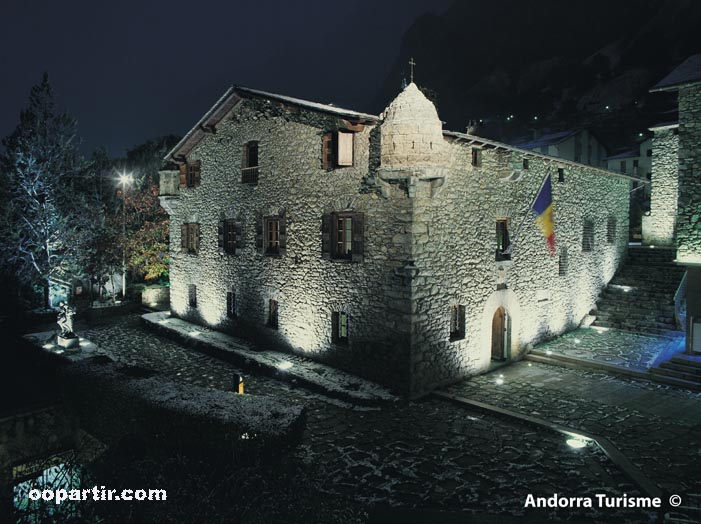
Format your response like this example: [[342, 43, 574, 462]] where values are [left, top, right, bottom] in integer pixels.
[[322, 133, 333, 169], [351, 212, 364, 263], [181, 223, 188, 253], [193, 161, 201, 187], [337, 132, 353, 166], [218, 220, 225, 254], [234, 222, 243, 255], [194, 223, 201, 253], [321, 213, 332, 259], [179, 164, 187, 188], [278, 213, 287, 257], [255, 213, 264, 253]]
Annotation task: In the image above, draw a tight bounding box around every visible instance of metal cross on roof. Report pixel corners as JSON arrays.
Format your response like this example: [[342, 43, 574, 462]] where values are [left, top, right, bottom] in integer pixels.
[[409, 57, 416, 83]]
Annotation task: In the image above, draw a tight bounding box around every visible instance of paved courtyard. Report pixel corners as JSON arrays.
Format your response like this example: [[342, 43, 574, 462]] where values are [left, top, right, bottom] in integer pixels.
[[60, 313, 701, 520]]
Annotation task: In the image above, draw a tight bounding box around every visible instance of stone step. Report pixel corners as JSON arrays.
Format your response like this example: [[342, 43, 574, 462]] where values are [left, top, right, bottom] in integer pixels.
[[649, 372, 701, 391], [670, 355, 701, 369], [660, 361, 701, 376], [650, 366, 701, 384], [591, 321, 683, 338], [592, 311, 675, 324]]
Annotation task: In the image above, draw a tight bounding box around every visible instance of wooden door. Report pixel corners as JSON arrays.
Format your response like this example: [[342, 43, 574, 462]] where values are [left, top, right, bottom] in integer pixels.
[[492, 307, 506, 360]]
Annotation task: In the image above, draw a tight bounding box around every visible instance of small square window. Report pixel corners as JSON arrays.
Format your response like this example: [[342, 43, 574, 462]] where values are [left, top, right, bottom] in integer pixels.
[[188, 284, 197, 308], [606, 217, 616, 244], [496, 219, 511, 261], [558, 168, 565, 183], [471, 148, 482, 167], [332, 311, 349, 344], [268, 299, 278, 329], [450, 305, 466, 341], [522, 158, 529, 170]]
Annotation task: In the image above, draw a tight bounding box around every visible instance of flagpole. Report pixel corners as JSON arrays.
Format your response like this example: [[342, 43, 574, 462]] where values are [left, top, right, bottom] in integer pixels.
[[506, 173, 552, 256]]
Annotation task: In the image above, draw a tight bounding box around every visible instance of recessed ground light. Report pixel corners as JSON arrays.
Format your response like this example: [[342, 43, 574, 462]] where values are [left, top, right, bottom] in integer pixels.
[[566, 438, 588, 449], [277, 361, 294, 371], [190, 331, 201, 337]]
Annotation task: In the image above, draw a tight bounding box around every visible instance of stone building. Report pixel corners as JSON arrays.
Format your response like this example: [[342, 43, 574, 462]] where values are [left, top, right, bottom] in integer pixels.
[[650, 54, 701, 353], [159, 83, 632, 396], [515, 129, 609, 168]]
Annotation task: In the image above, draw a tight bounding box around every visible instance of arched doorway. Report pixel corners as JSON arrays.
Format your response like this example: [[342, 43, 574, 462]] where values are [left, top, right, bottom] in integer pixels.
[[492, 306, 507, 360]]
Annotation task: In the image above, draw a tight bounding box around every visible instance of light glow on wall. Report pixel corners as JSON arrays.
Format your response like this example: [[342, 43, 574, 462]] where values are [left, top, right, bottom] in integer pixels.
[[277, 360, 294, 371]]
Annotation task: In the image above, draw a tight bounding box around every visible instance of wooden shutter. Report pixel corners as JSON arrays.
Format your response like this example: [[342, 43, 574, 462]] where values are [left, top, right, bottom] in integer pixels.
[[193, 161, 201, 187], [321, 213, 332, 259], [179, 164, 187, 188], [278, 213, 287, 257], [234, 222, 243, 255], [337, 132, 353, 166], [181, 224, 188, 254], [194, 223, 200, 253], [351, 212, 364, 263], [255, 213, 263, 253], [218, 220, 225, 254], [322, 133, 333, 169], [332, 311, 339, 341]]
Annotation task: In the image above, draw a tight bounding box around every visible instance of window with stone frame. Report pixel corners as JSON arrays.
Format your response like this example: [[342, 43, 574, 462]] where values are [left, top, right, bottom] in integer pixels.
[[321, 212, 364, 262], [180, 223, 200, 254], [242, 141, 259, 184], [495, 219, 511, 261], [322, 131, 354, 169], [268, 299, 278, 329], [178, 160, 201, 188], [471, 148, 482, 167], [449, 305, 466, 341], [606, 217, 617, 244], [218, 219, 243, 255], [226, 290, 236, 318], [332, 311, 349, 344], [188, 284, 197, 308], [582, 220, 594, 252], [256, 213, 286, 256], [559, 247, 568, 276]]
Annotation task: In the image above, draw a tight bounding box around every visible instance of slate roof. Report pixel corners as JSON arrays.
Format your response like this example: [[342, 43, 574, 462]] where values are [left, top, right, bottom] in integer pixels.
[[651, 54, 701, 92]]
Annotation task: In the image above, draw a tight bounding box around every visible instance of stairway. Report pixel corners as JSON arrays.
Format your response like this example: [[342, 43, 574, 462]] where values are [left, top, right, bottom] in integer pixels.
[[590, 246, 686, 338], [650, 353, 701, 391]]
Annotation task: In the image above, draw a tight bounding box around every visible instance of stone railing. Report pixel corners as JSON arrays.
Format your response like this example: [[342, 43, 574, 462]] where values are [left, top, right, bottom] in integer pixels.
[[674, 269, 688, 329], [158, 170, 180, 196]]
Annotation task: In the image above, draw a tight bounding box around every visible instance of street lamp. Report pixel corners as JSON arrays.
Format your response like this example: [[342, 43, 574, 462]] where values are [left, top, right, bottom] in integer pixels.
[[118, 172, 133, 300]]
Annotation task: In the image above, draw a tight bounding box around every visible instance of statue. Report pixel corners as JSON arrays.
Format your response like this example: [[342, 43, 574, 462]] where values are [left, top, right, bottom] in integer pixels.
[[56, 301, 79, 348]]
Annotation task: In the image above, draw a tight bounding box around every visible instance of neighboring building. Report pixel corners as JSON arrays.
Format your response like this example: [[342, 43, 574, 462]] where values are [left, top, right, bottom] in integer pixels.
[[159, 83, 632, 396], [650, 54, 701, 353], [514, 129, 609, 168]]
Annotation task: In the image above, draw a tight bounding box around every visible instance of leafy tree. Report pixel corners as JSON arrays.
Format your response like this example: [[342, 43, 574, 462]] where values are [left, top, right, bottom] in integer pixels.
[[0, 73, 86, 308]]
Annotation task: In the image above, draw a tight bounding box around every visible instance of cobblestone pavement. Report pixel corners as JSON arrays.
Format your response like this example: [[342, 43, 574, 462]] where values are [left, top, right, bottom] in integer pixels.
[[444, 361, 701, 497], [73, 314, 655, 521], [534, 327, 681, 371]]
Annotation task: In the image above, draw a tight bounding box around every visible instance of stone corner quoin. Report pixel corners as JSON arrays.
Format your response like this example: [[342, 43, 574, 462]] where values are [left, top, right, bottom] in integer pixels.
[[157, 82, 631, 397]]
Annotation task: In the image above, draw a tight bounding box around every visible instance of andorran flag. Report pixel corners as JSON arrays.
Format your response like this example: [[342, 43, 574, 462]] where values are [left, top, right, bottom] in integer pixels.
[[532, 175, 556, 255]]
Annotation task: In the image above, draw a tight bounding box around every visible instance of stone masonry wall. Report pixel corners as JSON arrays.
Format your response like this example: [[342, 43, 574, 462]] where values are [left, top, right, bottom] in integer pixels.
[[676, 84, 701, 262], [642, 128, 679, 246], [168, 99, 414, 392], [408, 144, 630, 394]]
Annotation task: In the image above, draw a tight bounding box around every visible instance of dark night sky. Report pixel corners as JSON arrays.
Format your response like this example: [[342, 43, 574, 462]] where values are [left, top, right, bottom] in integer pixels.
[[1, 0, 451, 157]]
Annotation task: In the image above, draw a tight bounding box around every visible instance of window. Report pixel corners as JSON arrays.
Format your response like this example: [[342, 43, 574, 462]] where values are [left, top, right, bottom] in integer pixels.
[[471, 148, 482, 167], [256, 213, 286, 256], [322, 131, 354, 169], [449, 305, 466, 341], [496, 219, 511, 261], [558, 168, 565, 183], [647, 148, 653, 155], [322, 212, 364, 262], [633, 159, 639, 168], [522, 158, 529, 170], [268, 299, 278, 329], [180, 223, 200, 254], [218, 219, 242, 255], [606, 217, 617, 244], [332, 311, 349, 344], [226, 291, 236, 318], [179, 160, 201, 188], [242, 141, 259, 184], [582, 220, 594, 252], [559, 247, 568, 276], [620, 160, 626, 173], [188, 284, 197, 308]]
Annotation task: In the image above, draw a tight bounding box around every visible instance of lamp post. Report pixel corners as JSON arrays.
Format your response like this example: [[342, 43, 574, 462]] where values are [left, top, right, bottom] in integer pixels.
[[118, 172, 133, 300]]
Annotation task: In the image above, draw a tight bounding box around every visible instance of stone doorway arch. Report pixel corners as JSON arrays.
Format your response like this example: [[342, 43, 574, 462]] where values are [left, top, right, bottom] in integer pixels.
[[480, 288, 521, 367]]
